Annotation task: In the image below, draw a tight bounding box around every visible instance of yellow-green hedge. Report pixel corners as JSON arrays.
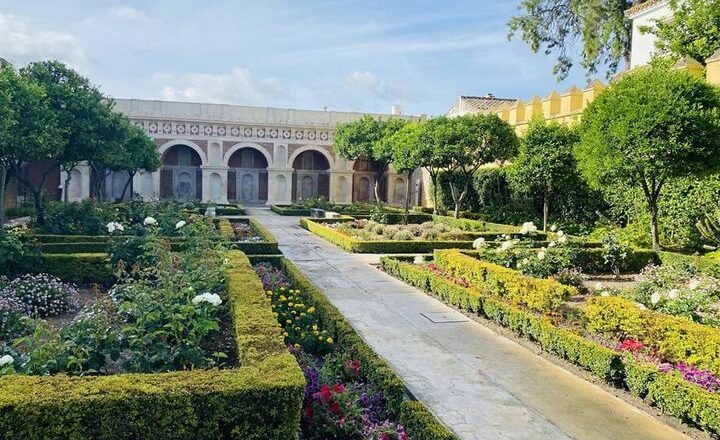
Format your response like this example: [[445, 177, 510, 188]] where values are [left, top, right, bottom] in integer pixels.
[[0, 251, 305, 440], [300, 218, 474, 254], [381, 256, 720, 436], [433, 249, 574, 314], [586, 296, 720, 376], [253, 256, 458, 440]]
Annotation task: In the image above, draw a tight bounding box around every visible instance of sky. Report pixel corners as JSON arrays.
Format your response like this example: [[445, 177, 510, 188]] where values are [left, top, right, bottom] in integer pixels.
[[0, 0, 594, 117]]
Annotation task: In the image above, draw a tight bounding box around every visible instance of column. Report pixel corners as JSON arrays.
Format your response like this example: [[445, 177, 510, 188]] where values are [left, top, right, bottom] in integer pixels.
[[267, 168, 293, 206], [201, 166, 229, 204], [329, 170, 354, 204]]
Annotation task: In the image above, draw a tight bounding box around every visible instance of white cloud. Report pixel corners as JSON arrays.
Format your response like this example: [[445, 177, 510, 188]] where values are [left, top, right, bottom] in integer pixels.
[[110, 6, 148, 22], [0, 13, 88, 68], [153, 68, 287, 106], [344, 70, 409, 103]]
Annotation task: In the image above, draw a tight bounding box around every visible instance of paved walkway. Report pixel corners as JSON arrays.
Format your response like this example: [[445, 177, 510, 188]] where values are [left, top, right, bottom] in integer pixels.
[[249, 208, 690, 440]]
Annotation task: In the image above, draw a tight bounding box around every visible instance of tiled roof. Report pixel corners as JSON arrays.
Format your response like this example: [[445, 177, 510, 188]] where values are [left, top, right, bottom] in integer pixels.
[[447, 95, 517, 116], [625, 0, 668, 17]]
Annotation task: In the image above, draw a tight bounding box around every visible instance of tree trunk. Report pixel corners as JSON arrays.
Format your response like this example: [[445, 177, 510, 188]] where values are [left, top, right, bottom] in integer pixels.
[[63, 169, 73, 204], [32, 187, 45, 225], [430, 172, 439, 215], [404, 170, 412, 214], [0, 164, 7, 224], [119, 171, 136, 202], [649, 200, 660, 251], [543, 189, 550, 232]]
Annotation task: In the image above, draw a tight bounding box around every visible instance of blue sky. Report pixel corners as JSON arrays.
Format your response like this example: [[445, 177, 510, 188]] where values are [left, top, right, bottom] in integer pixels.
[[0, 0, 593, 116]]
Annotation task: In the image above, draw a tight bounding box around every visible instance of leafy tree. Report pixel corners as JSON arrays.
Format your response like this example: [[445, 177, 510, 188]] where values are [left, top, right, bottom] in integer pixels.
[[0, 65, 60, 224], [443, 115, 518, 218], [416, 117, 455, 214], [647, 0, 720, 64], [116, 122, 160, 201], [511, 119, 580, 231], [508, 0, 638, 80], [386, 122, 424, 213], [335, 115, 407, 205], [577, 67, 720, 250]]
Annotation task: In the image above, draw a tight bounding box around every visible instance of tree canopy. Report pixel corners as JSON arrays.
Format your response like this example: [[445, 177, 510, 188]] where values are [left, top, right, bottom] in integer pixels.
[[387, 122, 425, 213], [511, 118, 579, 231], [508, 0, 635, 80], [648, 0, 720, 64], [577, 67, 720, 249]]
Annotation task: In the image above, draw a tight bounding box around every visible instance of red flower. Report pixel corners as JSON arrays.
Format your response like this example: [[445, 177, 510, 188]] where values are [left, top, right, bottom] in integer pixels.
[[328, 402, 341, 413], [317, 385, 332, 402], [332, 383, 345, 394], [303, 405, 314, 419], [379, 433, 391, 440], [345, 360, 361, 376]]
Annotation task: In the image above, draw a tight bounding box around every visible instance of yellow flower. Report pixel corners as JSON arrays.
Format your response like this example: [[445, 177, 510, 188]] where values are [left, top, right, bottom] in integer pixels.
[[286, 319, 292, 324], [308, 307, 316, 313], [293, 343, 300, 349], [312, 324, 318, 331], [326, 337, 334, 344], [288, 302, 294, 307], [283, 332, 288, 337]]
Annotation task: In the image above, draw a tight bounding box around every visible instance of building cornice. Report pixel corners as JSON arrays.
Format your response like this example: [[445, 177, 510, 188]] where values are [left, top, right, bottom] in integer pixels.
[[625, 0, 669, 18]]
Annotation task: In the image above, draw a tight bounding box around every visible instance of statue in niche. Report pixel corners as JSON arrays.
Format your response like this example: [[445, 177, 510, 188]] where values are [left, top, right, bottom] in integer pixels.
[[241, 174, 255, 202]]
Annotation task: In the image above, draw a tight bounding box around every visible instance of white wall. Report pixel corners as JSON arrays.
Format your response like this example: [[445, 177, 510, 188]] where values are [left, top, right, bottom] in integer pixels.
[[629, 1, 673, 69]]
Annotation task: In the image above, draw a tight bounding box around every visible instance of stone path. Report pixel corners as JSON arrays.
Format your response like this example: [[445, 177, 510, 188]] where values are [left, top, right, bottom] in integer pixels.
[[249, 208, 690, 440]]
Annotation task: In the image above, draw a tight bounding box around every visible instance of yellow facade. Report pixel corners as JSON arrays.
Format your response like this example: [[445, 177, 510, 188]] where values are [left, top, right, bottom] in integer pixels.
[[496, 53, 720, 134]]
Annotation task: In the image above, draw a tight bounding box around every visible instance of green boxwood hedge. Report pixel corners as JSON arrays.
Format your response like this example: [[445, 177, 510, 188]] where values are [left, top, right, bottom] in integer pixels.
[[380, 256, 720, 436], [250, 255, 457, 440], [271, 205, 311, 216], [299, 218, 474, 254], [0, 251, 305, 440]]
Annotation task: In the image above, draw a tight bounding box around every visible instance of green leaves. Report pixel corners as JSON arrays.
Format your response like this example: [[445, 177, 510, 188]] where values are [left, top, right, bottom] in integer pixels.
[[650, 0, 720, 64]]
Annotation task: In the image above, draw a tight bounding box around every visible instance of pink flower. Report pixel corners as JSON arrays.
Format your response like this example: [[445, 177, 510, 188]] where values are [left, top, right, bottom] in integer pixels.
[[332, 383, 345, 394]]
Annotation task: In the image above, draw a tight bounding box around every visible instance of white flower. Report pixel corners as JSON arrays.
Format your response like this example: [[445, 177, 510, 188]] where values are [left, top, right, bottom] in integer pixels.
[[0, 355, 13, 367], [537, 251, 546, 261], [223, 258, 230, 266], [558, 235, 568, 244], [175, 220, 187, 229], [688, 279, 700, 290], [144, 216, 158, 226], [557, 230, 565, 238], [548, 241, 557, 248], [106, 222, 124, 234], [601, 291, 610, 297], [650, 292, 661, 305], [668, 289, 680, 300], [499, 240, 515, 252], [192, 292, 222, 306], [472, 237, 487, 249], [595, 282, 604, 291], [550, 224, 557, 232], [520, 222, 538, 235], [636, 303, 647, 310]]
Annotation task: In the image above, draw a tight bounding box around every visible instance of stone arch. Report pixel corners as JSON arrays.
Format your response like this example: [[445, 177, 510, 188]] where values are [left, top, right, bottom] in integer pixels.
[[159, 144, 203, 201], [223, 142, 273, 167], [226, 145, 269, 204], [158, 140, 207, 165], [288, 145, 334, 170]]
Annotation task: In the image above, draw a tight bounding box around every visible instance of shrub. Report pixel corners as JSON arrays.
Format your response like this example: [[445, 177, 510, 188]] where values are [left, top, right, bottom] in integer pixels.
[[433, 250, 574, 314], [39, 200, 116, 235], [0, 274, 76, 318]]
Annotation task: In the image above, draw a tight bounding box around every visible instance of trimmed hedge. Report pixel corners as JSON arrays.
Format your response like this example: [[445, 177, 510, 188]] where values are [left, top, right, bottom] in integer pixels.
[[586, 296, 720, 376], [432, 215, 521, 234], [252, 256, 458, 440], [300, 218, 474, 254], [35, 253, 114, 286], [271, 205, 311, 216], [382, 257, 720, 436], [217, 218, 280, 255], [433, 249, 574, 314], [0, 251, 305, 440], [351, 213, 433, 224]]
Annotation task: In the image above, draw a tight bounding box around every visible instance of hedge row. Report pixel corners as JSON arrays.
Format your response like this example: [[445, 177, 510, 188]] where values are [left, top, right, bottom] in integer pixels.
[[36, 253, 115, 286], [433, 249, 574, 314], [431, 215, 521, 234], [217, 218, 280, 255], [300, 218, 474, 254], [0, 251, 305, 440], [381, 257, 720, 436], [586, 296, 720, 376], [252, 256, 457, 440], [351, 213, 434, 224], [270, 205, 310, 216]]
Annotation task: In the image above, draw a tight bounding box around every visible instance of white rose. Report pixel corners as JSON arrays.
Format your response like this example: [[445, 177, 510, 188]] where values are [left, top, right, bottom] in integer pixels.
[[650, 292, 661, 305], [473, 237, 486, 249], [601, 291, 610, 297], [537, 251, 546, 261], [550, 224, 557, 232], [115, 223, 124, 232], [668, 289, 680, 300], [0, 354, 14, 367], [558, 235, 568, 244], [192, 292, 222, 306], [144, 216, 158, 226], [688, 279, 700, 290], [636, 303, 647, 310], [175, 220, 187, 229], [549, 241, 557, 248], [557, 230, 565, 238], [106, 222, 116, 233], [520, 222, 538, 235]]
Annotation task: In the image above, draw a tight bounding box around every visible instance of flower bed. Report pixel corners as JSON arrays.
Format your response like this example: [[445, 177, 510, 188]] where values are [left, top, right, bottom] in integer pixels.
[[0, 249, 305, 439], [381, 255, 720, 436], [216, 218, 280, 255], [251, 256, 457, 440]]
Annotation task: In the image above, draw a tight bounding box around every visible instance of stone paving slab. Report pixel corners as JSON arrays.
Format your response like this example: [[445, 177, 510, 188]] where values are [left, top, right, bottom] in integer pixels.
[[249, 208, 690, 440]]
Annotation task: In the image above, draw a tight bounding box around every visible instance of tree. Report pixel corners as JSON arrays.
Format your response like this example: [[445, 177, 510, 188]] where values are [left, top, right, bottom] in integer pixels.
[[511, 119, 579, 231], [443, 115, 518, 218], [386, 122, 424, 214], [648, 0, 720, 64], [577, 67, 720, 250], [416, 117, 454, 214], [116, 121, 160, 201], [335, 115, 407, 205], [0, 66, 14, 224], [508, 0, 638, 80], [0, 65, 60, 224]]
